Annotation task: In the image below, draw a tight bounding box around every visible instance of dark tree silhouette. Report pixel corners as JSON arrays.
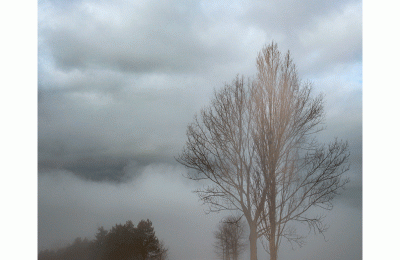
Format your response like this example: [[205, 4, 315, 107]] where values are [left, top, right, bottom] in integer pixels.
[[102, 221, 137, 260], [38, 219, 168, 260], [177, 42, 350, 260], [93, 226, 108, 259], [135, 219, 163, 260], [101, 220, 167, 260]]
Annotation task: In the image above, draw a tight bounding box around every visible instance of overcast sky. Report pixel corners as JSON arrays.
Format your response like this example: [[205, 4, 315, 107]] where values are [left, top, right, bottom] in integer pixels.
[[37, 0, 362, 259]]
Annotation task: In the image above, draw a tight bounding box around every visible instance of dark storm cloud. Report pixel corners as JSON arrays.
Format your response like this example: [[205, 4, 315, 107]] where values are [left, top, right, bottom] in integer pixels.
[[38, 84, 198, 181], [37, 0, 260, 182], [37, 0, 271, 183], [38, 0, 362, 191]]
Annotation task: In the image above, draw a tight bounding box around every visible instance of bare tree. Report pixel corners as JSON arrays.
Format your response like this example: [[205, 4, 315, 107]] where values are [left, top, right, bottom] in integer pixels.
[[251, 43, 350, 260], [177, 76, 266, 260], [177, 42, 349, 260], [214, 216, 246, 260]]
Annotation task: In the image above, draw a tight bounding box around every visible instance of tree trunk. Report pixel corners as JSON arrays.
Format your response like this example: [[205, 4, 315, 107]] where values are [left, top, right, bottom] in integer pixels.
[[249, 223, 258, 260], [268, 203, 278, 260], [269, 239, 277, 260], [269, 165, 277, 260]]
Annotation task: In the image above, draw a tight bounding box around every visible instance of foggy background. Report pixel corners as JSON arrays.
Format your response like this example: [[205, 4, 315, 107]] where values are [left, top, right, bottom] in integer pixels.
[[37, 0, 362, 259], [13, 0, 400, 260]]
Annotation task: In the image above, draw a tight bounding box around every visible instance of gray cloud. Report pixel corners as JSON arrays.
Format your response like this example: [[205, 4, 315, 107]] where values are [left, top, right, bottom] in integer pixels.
[[38, 85, 199, 181], [240, 0, 362, 77], [39, 0, 362, 78], [39, 0, 254, 75]]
